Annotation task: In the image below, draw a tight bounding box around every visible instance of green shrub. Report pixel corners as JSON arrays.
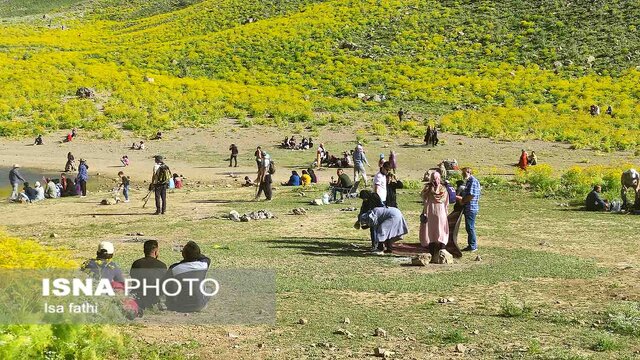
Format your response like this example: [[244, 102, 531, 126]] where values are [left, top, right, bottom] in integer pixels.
[[499, 296, 533, 318], [590, 334, 622, 352]]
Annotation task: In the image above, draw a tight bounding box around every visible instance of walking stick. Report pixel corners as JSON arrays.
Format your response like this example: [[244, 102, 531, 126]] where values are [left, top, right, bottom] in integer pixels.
[[142, 190, 153, 208]]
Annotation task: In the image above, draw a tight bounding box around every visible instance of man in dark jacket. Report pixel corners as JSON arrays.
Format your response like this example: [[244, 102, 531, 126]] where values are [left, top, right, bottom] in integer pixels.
[[164, 241, 212, 313], [586, 185, 608, 211], [151, 155, 170, 215], [130, 240, 167, 310], [229, 144, 238, 167], [9, 164, 25, 201]]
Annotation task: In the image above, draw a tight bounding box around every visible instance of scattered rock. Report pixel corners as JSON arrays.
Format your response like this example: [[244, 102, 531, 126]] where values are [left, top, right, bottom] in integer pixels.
[[227, 332, 239, 339], [334, 328, 353, 337], [474, 255, 482, 262], [343, 317, 351, 324], [472, 330, 479, 335], [437, 249, 454, 264], [372, 94, 382, 102], [357, 93, 366, 99], [455, 343, 467, 353], [298, 318, 308, 325], [311, 199, 323, 206], [229, 210, 241, 222], [292, 208, 307, 215], [100, 198, 118, 205], [411, 253, 431, 266], [50, 233, 59, 238], [586, 55, 596, 64], [553, 61, 563, 69], [374, 347, 394, 358], [257, 343, 265, 349], [143, 75, 154, 83], [374, 328, 387, 337], [539, 240, 551, 247], [239, 215, 250, 222], [76, 87, 95, 99]]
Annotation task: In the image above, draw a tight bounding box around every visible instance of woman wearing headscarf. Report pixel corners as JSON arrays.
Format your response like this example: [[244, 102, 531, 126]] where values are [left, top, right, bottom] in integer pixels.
[[65, 152, 76, 172], [518, 149, 528, 170], [419, 172, 450, 259]]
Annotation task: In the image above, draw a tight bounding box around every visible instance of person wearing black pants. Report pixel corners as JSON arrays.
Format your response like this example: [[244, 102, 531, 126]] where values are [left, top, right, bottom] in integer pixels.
[[79, 180, 87, 197], [151, 155, 170, 215], [256, 173, 272, 200], [154, 184, 167, 214], [229, 144, 238, 167]]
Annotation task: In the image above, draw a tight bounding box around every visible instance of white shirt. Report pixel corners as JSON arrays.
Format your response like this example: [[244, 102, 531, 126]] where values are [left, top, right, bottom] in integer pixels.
[[373, 172, 387, 203]]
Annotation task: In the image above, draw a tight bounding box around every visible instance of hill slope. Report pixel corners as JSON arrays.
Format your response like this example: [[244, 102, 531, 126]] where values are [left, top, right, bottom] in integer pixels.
[[0, 0, 639, 150]]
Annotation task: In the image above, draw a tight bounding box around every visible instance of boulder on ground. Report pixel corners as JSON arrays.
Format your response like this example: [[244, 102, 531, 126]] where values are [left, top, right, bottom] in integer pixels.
[[411, 253, 431, 266], [239, 214, 250, 222], [76, 87, 95, 99], [292, 208, 307, 215], [229, 210, 241, 222], [437, 249, 454, 264]]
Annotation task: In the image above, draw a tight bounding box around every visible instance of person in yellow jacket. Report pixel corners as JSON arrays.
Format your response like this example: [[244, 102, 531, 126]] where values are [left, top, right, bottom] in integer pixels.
[[300, 170, 312, 186]]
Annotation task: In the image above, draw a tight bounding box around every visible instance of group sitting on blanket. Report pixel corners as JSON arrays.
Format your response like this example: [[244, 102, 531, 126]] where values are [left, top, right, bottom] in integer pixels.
[[325, 151, 354, 168], [281, 136, 314, 150]]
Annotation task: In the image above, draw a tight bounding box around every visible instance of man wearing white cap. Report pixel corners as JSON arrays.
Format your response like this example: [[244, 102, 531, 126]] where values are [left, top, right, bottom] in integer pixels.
[[8, 164, 25, 201], [81, 241, 125, 284]]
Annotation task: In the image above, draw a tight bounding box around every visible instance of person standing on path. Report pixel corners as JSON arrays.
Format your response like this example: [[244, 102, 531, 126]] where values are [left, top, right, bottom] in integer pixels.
[[77, 159, 89, 197], [353, 143, 370, 186], [229, 144, 239, 167], [150, 155, 171, 215], [8, 164, 25, 201], [458, 167, 481, 252]]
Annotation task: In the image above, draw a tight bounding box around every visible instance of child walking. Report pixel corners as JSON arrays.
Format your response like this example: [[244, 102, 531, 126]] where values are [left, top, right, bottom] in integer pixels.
[[117, 171, 130, 203]]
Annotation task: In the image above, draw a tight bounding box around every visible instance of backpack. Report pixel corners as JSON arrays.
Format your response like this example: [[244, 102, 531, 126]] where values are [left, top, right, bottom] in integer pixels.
[[446, 184, 457, 204], [268, 160, 276, 175], [156, 164, 172, 184]]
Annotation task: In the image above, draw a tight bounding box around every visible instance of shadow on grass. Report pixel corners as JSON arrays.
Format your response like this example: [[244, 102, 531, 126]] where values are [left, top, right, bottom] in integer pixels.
[[191, 199, 254, 204], [264, 236, 368, 257]]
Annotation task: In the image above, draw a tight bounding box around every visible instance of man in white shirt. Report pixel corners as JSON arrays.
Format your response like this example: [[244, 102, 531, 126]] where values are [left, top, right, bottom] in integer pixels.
[[373, 162, 390, 204]]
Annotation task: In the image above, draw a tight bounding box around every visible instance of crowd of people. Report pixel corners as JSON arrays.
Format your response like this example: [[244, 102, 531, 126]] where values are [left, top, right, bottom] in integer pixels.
[[81, 239, 211, 316], [281, 136, 314, 150]]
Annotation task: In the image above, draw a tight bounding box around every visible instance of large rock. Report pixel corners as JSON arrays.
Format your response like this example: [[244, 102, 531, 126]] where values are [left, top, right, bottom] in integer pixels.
[[292, 208, 307, 215], [411, 253, 431, 266], [229, 210, 241, 222], [437, 249, 454, 264]]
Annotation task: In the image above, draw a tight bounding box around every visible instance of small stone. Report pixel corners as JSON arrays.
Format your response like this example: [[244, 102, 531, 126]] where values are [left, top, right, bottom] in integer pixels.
[[298, 318, 308, 325], [472, 330, 479, 335], [474, 255, 482, 261], [227, 332, 239, 339], [50, 233, 59, 238], [455, 344, 467, 353], [343, 317, 351, 324], [374, 347, 387, 357], [334, 328, 353, 337], [374, 328, 387, 337], [447, 297, 455, 303], [438, 298, 448, 304], [257, 343, 265, 349]]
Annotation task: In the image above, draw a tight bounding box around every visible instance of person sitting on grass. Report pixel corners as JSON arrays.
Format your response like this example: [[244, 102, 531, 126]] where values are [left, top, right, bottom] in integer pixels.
[[33, 181, 45, 202], [330, 168, 353, 202], [528, 151, 538, 166], [81, 241, 125, 284], [45, 178, 59, 199], [34, 134, 44, 145], [121, 155, 130, 167], [18, 182, 38, 203], [300, 170, 312, 186], [243, 176, 255, 187], [130, 240, 167, 310], [173, 173, 183, 189], [586, 185, 609, 211], [153, 131, 163, 140], [282, 171, 301, 186], [307, 168, 317, 184], [164, 241, 212, 313]]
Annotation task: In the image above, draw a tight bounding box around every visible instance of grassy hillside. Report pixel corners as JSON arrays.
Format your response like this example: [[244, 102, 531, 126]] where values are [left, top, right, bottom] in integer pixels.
[[0, 0, 639, 150]]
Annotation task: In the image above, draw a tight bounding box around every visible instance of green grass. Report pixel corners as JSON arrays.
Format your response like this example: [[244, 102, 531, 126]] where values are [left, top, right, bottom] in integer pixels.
[[0, 0, 82, 17], [2, 183, 638, 358]]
